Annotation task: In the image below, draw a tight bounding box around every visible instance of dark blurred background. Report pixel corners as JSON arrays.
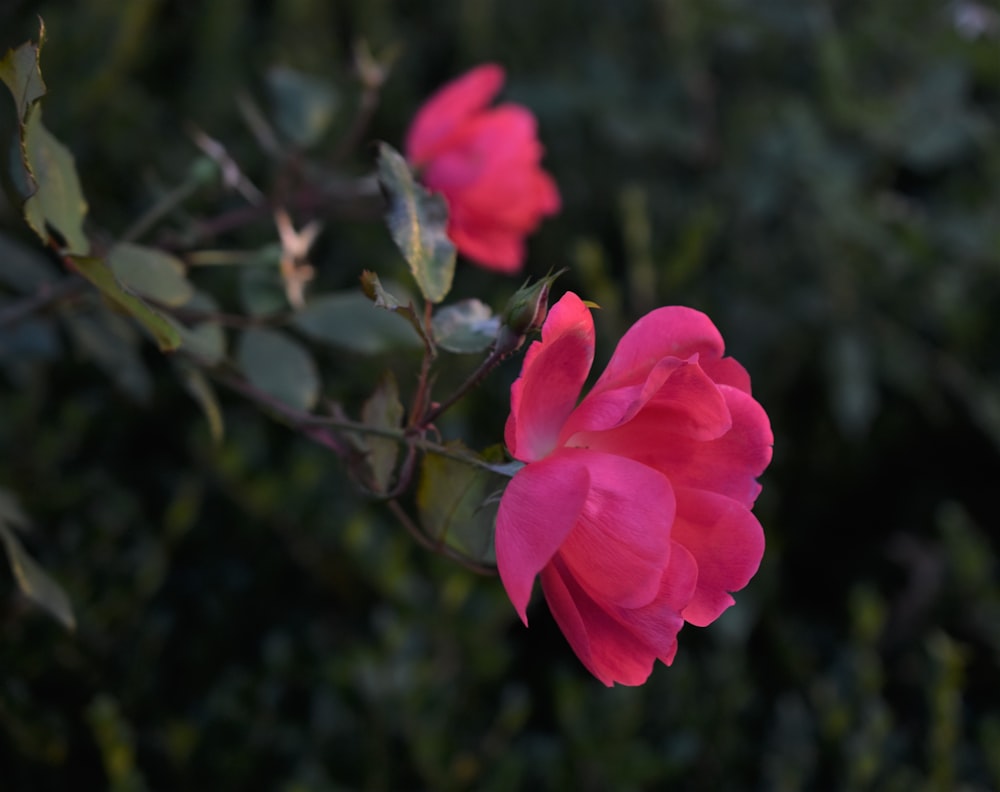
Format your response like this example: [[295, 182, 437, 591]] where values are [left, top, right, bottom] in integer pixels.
[[2, 1, 999, 789]]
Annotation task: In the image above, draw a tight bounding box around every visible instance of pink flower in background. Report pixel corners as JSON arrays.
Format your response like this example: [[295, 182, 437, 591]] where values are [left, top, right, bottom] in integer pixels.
[[405, 64, 560, 274], [496, 292, 773, 686]]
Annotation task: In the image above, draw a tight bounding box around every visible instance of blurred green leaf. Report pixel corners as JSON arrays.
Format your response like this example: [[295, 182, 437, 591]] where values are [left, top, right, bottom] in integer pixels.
[[292, 289, 423, 354], [20, 109, 90, 255], [237, 327, 319, 411], [169, 292, 227, 365], [433, 299, 499, 354], [239, 256, 288, 317], [2, 27, 89, 255], [177, 362, 224, 444], [266, 65, 339, 148], [0, 24, 47, 118], [417, 443, 504, 565], [360, 371, 404, 494], [108, 242, 194, 308], [71, 256, 181, 351], [376, 142, 455, 304], [86, 694, 148, 792], [0, 488, 75, 631]]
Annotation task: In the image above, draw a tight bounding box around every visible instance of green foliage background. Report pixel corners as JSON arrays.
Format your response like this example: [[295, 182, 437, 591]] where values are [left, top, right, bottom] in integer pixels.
[[2, 0, 999, 789]]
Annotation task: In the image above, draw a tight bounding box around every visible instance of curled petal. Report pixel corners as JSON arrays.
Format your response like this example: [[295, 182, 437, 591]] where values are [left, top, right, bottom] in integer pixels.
[[506, 293, 594, 461], [576, 384, 772, 507], [564, 357, 731, 443], [673, 488, 765, 626], [700, 356, 753, 394], [540, 560, 657, 686], [591, 306, 726, 394], [540, 544, 696, 686]]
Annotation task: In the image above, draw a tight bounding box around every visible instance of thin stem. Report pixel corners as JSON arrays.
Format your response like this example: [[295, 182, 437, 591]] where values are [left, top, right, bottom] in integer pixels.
[[330, 82, 380, 165], [421, 345, 508, 427], [121, 172, 204, 244], [407, 301, 437, 428], [211, 366, 502, 475]]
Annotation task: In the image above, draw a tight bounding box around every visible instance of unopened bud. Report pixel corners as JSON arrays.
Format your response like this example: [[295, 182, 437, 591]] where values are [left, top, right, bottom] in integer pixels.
[[495, 268, 567, 355]]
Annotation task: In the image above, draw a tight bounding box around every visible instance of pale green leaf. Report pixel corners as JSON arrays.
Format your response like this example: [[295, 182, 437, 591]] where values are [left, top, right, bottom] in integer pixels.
[[237, 327, 319, 411], [0, 24, 47, 119], [417, 443, 505, 565], [292, 290, 422, 354], [266, 65, 339, 148], [1, 25, 89, 255], [177, 362, 224, 444], [239, 258, 288, 317], [71, 256, 181, 351], [360, 371, 404, 494], [108, 242, 194, 308], [22, 108, 90, 255], [376, 142, 455, 304], [0, 487, 76, 631], [433, 299, 499, 354], [169, 292, 227, 365]]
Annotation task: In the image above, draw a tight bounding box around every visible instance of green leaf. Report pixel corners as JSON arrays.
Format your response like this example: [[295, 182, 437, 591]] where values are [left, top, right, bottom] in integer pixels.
[[169, 291, 227, 365], [266, 65, 339, 148], [176, 362, 224, 444], [417, 443, 506, 565], [22, 109, 90, 255], [108, 242, 194, 308], [433, 299, 500, 354], [1, 27, 89, 255], [360, 371, 404, 494], [237, 327, 319, 411], [376, 142, 455, 304], [71, 256, 181, 351], [0, 487, 76, 631], [0, 23, 47, 118], [292, 289, 423, 354], [239, 255, 288, 317]]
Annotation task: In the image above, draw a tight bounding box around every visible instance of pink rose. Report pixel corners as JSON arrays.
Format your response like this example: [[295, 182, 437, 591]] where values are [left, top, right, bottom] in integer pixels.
[[496, 292, 773, 686], [405, 64, 560, 274]]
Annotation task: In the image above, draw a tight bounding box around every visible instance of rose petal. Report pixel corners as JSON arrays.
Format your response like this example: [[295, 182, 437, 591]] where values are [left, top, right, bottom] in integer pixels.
[[572, 384, 772, 507], [564, 357, 731, 443], [505, 293, 594, 461], [701, 356, 752, 394], [557, 450, 675, 609], [444, 213, 526, 273], [672, 487, 765, 626], [495, 453, 590, 624], [540, 560, 657, 686], [405, 64, 505, 164], [606, 541, 698, 664], [591, 306, 726, 394], [540, 544, 696, 686]]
